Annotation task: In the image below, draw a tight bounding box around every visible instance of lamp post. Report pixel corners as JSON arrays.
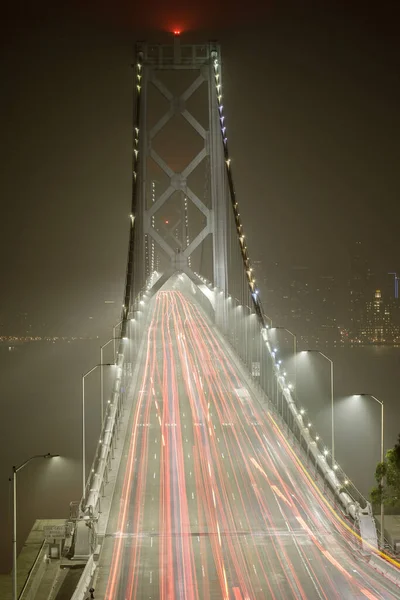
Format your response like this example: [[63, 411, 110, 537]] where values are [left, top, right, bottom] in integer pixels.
[[271, 327, 297, 391], [100, 338, 122, 429], [82, 364, 113, 498], [12, 453, 59, 600], [305, 350, 335, 467], [112, 319, 124, 362], [234, 299, 243, 360], [263, 313, 273, 328], [270, 347, 278, 403], [359, 394, 385, 550]]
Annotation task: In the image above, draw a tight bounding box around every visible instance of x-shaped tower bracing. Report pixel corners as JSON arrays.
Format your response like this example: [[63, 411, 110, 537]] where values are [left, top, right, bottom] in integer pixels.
[[138, 38, 228, 294]]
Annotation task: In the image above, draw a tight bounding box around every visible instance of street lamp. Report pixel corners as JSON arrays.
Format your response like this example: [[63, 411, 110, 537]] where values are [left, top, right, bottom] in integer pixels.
[[11, 453, 59, 600], [263, 313, 273, 328], [112, 319, 124, 362], [100, 338, 122, 428], [82, 364, 113, 498], [270, 327, 297, 391], [305, 350, 335, 467], [358, 394, 385, 550]]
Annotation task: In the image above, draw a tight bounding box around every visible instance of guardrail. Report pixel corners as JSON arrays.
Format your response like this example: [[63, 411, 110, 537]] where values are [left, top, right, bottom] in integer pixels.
[[369, 554, 400, 587], [80, 288, 152, 520], [167, 274, 371, 529], [211, 284, 376, 527], [83, 349, 125, 518], [144, 274, 386, 553], [165, 274, 374, 529], [19, 540, 45, 600], [70, 555, 96, 600]]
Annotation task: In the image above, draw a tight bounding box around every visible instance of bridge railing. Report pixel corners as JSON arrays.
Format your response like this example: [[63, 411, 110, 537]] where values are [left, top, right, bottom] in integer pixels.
[[83, 349, 124, 518], [200, 278, 373, 529], [81, 290, 152, 521]]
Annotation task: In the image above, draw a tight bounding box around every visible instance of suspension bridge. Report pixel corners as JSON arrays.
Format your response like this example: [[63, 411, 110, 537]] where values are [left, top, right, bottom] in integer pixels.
[[38, 36, 400, 600]]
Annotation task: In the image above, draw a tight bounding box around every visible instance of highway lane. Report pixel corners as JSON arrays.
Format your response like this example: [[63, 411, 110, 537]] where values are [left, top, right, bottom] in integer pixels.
[[95, 288, 400, 599]]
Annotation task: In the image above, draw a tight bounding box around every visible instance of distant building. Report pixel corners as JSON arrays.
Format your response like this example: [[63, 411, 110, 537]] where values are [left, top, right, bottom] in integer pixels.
[[364, 290, 391, 343], [348, 241, 374, 337], [353, 290, 400, 344]]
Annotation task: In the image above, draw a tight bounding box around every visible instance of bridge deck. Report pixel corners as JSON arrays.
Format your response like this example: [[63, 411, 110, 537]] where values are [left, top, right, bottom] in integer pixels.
[[94, 289, 398, 599]]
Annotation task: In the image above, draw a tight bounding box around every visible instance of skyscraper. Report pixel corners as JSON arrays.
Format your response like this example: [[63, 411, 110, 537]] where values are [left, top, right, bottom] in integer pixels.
[[362, 289, 397, 344], [348, 241, 374, 339]]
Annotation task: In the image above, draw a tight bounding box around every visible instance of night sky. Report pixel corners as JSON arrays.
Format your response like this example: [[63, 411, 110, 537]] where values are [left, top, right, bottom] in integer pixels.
[[0, 0, 400, 575]]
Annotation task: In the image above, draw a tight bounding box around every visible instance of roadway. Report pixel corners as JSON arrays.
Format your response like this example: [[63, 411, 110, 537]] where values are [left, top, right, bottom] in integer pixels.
[[94, 287, 400, 599]]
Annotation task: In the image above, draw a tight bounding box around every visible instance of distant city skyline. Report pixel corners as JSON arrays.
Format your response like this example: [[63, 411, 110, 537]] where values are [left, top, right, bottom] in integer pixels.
[[2, 237, 399, 345], [255, 240, 400, 347]]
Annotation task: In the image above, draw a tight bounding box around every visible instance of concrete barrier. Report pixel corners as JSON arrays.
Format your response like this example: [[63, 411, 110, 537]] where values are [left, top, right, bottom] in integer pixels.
[[84, 351, 124, 519], [369, 554, 400, 587], [72, 289, 152, 561], [70, 556, 96, 600]]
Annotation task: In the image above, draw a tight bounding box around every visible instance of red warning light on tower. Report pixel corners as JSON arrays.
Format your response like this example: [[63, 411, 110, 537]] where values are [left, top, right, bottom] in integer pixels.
[[165, 220, 169, 225], [173, 30, 181, 36]]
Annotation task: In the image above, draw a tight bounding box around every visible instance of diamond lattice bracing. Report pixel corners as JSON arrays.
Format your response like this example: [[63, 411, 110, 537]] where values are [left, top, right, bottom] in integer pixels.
[[185, 80, 209, 132], [186, 156, 211, 210], [151, 191, 207, 256], [155, 69, 202, 99], [146, 82, 170, 133], [151, 113, 205, 173]]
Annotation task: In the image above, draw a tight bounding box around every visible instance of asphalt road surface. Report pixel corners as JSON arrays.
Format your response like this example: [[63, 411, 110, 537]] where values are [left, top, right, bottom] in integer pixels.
[[94, 289, 400, 599]]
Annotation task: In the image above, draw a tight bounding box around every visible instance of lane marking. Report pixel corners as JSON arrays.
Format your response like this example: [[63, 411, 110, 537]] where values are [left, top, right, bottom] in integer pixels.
[[268, 412, 400, 568], [217, 521, 222, 546]]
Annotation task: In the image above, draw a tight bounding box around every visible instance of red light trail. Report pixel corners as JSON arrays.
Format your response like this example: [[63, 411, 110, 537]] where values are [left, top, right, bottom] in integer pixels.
[[99, 289, 399, 599]]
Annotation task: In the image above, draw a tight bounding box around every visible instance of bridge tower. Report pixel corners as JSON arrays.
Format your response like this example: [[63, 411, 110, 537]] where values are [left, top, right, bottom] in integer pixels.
[[127, 36, 228, 319]]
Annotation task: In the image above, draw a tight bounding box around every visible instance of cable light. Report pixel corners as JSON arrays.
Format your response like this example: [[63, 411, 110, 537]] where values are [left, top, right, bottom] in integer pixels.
[[211, 48, 265, 327], [121, 51, 143, 337]]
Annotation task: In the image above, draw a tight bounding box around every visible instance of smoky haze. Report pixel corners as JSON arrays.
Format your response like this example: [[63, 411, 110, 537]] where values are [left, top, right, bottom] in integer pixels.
[[1, 1, 400, 572]]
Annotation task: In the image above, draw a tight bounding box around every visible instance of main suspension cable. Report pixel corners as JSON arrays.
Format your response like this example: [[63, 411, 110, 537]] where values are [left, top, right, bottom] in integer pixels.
[[211, 48, 266, 330], [121, 49, 143, 337]]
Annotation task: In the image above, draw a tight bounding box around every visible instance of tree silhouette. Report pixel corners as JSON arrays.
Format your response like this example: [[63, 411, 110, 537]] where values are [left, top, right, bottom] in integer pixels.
[[371, 435, 400, 508]]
